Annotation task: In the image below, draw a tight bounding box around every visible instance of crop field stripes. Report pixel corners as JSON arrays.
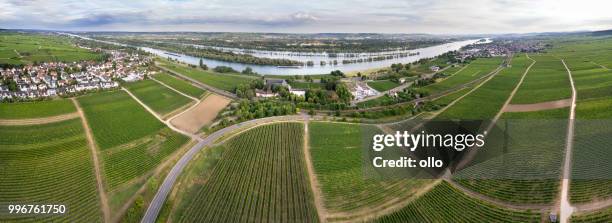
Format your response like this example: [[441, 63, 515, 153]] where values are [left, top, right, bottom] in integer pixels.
[[0, 119, 103, 222], [176, 122, 320, 222], [72, 98, 111, 223], [303, 120, 327, 222], [155, 61, 240, 99]]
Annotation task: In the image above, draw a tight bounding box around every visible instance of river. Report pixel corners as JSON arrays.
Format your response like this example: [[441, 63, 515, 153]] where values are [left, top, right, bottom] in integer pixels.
[[66, 33, 487, 76]]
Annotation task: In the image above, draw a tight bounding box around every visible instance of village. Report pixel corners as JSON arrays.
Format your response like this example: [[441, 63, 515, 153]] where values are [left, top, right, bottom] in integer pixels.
[[0, 51, 152, 100]]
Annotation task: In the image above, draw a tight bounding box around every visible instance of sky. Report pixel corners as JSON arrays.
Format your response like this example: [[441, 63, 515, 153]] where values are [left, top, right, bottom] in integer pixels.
[[1, 0, 611, 34]]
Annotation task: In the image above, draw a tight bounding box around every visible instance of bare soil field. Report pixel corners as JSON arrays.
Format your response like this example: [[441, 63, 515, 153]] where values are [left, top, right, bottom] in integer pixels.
[[0, 112, 79, 126], [170, 94, 231, 133], [504, 98, 572, 112]]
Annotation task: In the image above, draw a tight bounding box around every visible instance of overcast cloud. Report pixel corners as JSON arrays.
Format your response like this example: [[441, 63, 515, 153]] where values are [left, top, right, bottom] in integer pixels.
[[1, 0, 611, 34]]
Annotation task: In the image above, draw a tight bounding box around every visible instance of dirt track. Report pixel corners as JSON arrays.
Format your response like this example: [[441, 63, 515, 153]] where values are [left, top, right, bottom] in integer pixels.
[[170, 94, 231, 133], [504, 98, 572, 112], [0, 112, 80, 125]]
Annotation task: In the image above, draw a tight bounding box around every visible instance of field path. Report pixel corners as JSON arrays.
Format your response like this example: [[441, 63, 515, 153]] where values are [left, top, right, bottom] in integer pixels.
[[0, 112, 79, 125], [71, 98, 111, 223], [121, 87, 199, 139], [150, 77, 199, 101], [155, 62, 238, 99], [302, 120, 327, 222], [559, 59, 577, 223], [141, 115, 311, 223], [454, 54, 535, 171]]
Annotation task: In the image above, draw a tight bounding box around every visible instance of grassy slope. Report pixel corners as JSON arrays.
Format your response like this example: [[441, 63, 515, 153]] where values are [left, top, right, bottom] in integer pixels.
[[0, 99, 76, 119], [417, 57, 503, 95]]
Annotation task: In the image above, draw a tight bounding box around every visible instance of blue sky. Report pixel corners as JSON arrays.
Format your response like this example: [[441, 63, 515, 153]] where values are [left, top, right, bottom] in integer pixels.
[[1, 0, 611, 34]]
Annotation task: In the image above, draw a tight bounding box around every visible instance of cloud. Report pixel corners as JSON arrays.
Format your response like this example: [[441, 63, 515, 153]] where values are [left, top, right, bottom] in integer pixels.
[[0, 0, 610, 33]]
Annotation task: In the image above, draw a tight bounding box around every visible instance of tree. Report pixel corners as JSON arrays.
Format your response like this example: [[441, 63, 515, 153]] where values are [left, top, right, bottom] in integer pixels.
[[330, 70, 345, 77], [242, 67, 254, 74], [335, 83, 353, 103]]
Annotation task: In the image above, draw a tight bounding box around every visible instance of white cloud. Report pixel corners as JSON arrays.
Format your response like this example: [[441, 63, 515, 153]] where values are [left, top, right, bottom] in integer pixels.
[[0, 0, 611, 33]]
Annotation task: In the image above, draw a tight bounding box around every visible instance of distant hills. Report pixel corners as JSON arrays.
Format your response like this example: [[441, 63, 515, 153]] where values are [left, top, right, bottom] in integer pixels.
[[591, 29, 612, 36]]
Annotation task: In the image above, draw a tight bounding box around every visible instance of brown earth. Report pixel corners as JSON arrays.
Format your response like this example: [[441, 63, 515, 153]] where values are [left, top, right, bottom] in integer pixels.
[[504, 98, 572, 112], [0, 112, 79, 126], [170, 94, 231, 133]]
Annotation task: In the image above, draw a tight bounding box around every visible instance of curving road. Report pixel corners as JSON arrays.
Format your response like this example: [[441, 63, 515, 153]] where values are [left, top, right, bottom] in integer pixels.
[[141, 115, 310, 223]]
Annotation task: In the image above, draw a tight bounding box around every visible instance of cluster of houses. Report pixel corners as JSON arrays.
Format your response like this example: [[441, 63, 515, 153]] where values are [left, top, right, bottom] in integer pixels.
[[0, 51, 151, 100], [458, 40, 545, 61], [256, 79, 306, 98]]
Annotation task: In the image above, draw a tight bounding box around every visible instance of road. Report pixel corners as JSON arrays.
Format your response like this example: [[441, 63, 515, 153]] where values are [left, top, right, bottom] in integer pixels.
[[559, 59, 577, 223], [141, 115, 310, 223]]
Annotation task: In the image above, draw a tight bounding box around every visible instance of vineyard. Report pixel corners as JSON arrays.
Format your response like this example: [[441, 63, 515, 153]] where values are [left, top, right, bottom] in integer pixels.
[[510, 55, 571, 104], [153, 72, 207, 98], [437, 54, 530, 119], [309, 122, 431, 220], [77, 90, 189, 190], [157, 60, 256, 92], [0, 119, 102, 222], [101, 127, 189, 190], [570, 207, 612, 223], [374, 182, 541, 222], [0, 34, 102, 65], [175, 122, 320, 222], [416, 57, 503, 95], [0, 99, 76, 119], [124, 79, 192, 116], [77, 91, 165, 150]]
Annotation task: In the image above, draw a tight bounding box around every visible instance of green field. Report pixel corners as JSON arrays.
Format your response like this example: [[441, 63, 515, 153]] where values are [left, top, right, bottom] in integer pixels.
[[416, 57, 503, 95], [510, 55, 571, 104], [374, 182, 541, 222], [157, 60, 256, 92], [367, 80, 400, 92], [0, 119, 102, 222], [437, 54, 531, 119], [0, 33, 102, 65], [153, 72, 207, 98], [77, 90, 188, 190], [175, 122, 319, 222], [77, 91, 165, 150], [309, 122, 430, 219], [0, 99, 76, 119], [125, 79, 192, 116]]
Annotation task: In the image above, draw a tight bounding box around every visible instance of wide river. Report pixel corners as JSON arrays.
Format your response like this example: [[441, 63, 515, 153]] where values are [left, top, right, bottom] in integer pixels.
[[67, 33, 486, 76]]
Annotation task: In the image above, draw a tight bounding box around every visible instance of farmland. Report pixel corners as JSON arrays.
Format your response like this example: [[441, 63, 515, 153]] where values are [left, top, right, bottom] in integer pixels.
[[0, 99, 75, 119], [309, 122, 431, 219], [77, 90, 188, 190], [0, 119, 102, 222], [374, 182, 541, 222], [416, 57, 503, 95], [157, 60, 256, 92], [175, 122, 320, 222], [571, 207, 612, 223], [510, 55, 571, 104], [77, 90, 165, 150], [367, 80, 400, 92], [152, 72, 207, 98], [436, 54, 531, 119], [0, 33, 102, 65], [124, 79, 193, 116]]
